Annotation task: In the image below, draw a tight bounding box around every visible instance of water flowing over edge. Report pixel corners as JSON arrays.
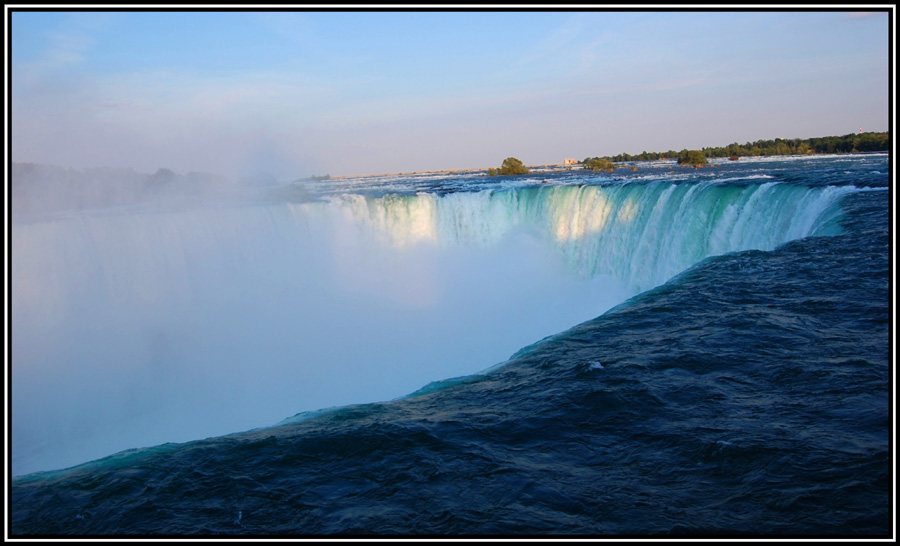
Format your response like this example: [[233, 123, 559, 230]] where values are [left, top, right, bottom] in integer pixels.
[[10, 170, 868, 477]]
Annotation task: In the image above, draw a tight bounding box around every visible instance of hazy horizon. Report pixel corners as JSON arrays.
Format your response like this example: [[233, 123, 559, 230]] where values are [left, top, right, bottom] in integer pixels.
[[10, 9, 891, 180], [8, 130, 892, 182]]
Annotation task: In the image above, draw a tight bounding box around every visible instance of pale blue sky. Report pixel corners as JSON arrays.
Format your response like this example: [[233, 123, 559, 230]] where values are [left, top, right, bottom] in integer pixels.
[[10, 9, 892, 178]]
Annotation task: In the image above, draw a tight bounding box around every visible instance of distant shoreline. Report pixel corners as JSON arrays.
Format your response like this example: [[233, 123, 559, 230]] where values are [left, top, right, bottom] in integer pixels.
[[330, 150, 888, 181], [331, 130, 890, 179], [329, 162, 571, 180]]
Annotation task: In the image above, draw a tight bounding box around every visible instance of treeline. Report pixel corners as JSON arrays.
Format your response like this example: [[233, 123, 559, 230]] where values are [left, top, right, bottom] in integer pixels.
[[597, 132, 890, 163], [10, 162, 304, 218]]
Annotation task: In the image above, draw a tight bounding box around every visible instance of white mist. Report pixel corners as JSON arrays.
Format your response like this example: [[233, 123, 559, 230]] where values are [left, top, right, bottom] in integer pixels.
[[10, 197, 631, 476]]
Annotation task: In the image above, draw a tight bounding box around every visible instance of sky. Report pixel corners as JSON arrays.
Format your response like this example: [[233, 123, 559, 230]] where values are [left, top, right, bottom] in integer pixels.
[[8, 7, 893, 179]]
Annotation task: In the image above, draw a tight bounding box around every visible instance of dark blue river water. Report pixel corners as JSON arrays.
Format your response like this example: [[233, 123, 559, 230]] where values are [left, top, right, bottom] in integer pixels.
[[9, 154, 892, 537]]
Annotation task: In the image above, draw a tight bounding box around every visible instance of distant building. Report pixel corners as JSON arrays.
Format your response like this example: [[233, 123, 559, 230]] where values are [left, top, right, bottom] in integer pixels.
[[564, 158, 578, 165]]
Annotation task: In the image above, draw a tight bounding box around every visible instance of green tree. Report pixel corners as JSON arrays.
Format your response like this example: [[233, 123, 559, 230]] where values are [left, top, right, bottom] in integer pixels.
[[583, 157, 615, 170], [676, 149, 708, 165], [490, 157, 530, 176]]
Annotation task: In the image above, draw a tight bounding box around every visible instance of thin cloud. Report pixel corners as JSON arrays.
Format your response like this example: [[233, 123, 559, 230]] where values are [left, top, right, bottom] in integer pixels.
[[842, 11, 888, 20]]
